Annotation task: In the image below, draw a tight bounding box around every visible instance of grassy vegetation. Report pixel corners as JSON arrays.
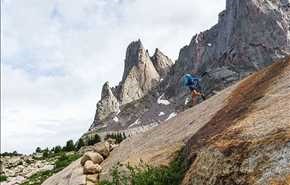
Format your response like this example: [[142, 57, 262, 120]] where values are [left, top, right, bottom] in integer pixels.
[[0, 175, 8, 182], [20, 153, 81, 185], [54, 153, 81, 172], [99, 153, 186, 185], [21, 171, 53, 185]]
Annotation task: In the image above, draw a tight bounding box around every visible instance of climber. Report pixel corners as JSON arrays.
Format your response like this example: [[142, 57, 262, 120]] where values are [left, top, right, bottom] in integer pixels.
[[181, 73, 206, 103]]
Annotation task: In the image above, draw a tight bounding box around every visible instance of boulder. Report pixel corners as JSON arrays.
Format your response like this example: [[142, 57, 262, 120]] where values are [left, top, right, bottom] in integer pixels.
[[106, 138, 116, 145], [81, 152, 104, 166], [78, 146, 95, 155], [86, 174, 98, 183], [86, 181, 95, 185], [83, 161, 102, 174], [94, 142, 110, 158]]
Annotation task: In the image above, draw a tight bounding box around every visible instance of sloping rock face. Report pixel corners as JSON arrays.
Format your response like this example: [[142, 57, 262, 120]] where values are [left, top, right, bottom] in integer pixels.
[[182, 58, 290, 185], [167, 0, 290, 97], [92, 82, 119, 127], [117, 40, 160, 105], [42, 158, 85, 185], [99, 58, 290, 183], [151, 48, 174, 79]]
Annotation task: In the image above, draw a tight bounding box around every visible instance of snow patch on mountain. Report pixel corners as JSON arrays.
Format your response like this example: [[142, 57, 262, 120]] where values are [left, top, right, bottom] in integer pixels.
[[129, 118, 140, 128], [165, 112, 177, 121], [157, 94, 170, 105]]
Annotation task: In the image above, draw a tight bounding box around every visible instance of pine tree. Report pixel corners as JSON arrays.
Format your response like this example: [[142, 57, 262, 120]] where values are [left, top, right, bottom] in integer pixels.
[[35, 147, 42, 153], [76, 138, 85, 150], [64, 140, 75, 151]]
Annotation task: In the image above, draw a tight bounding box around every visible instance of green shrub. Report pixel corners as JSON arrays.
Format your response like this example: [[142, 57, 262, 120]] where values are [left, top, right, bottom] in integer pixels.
[[0, 175, 8, 182], [21, 170, 53, 185], [53, 145, 62, 153], [76, 138, 85, 150], [99, 154, 186, 185], [63, 140, 75, 152], [87, 134, 101, 146], [42, 148, 49, 158], [54, 153, 80, 172], [21, 153, 81, 185]]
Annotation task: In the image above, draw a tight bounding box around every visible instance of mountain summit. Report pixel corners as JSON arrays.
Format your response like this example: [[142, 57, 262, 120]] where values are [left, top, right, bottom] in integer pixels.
[[118, 40, 160, 105]]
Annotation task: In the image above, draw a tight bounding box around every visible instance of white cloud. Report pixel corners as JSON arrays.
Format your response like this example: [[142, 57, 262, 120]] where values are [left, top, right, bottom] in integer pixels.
[[1, 0, 225, 153]]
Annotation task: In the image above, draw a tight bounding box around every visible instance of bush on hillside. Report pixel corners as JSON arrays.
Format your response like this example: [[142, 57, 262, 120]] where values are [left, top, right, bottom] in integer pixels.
[[54, 153, 80, 172], [76, 138, 85, 150], [63, 140, 75, 152], [99, 154, 186, 185], [87, 134, 101, 146], [0, 175, 8, 182]]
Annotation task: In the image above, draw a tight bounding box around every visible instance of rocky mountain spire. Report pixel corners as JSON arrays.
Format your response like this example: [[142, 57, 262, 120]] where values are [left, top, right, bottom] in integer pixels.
[[93, 82, 119, 124], [151, 48, 173, 78], [118, 40, 160, 105]]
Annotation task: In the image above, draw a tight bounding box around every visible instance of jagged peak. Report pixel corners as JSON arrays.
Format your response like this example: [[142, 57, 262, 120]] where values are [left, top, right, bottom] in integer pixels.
[[100, 81, 112, 99], [151, 48, 173, 78], [122, 39, 151, 82]]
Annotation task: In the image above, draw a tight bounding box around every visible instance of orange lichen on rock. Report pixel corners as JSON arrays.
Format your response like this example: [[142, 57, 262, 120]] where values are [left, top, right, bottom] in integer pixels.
[[182, 57, 290, 185]]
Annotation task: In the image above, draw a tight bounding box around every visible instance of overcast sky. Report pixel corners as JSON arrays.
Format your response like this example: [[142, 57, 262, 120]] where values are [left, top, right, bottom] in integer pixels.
[[1, 0, 225, 154]]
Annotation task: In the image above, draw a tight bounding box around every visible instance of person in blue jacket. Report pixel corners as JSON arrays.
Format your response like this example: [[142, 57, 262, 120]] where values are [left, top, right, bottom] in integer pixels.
[[181, 74, 206, 102]]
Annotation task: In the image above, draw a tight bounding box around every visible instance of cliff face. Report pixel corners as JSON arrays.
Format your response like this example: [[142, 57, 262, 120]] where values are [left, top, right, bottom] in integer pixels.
[[151, 48, 174, 79], [168, 0, 290, 96], [92, 82, 119, 126]]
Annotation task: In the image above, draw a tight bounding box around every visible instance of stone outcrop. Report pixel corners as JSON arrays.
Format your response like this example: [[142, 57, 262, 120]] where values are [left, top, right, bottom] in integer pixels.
[[80, 152, 104, 166], [92, 82, 120, 126], [151, 48, 174, 78], [83, 161, 102, 174], [117, 40, 160, 105], [168, 0, 290, 96]]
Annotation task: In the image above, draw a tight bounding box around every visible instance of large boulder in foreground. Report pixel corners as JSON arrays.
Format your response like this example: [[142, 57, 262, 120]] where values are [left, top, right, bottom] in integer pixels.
[[80, 152, 103, 166], [83, 160, 102, 175]]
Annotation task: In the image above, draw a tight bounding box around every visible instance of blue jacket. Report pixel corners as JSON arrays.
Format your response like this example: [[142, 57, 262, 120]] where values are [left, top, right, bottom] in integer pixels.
[[181, 74, 202, 91]]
